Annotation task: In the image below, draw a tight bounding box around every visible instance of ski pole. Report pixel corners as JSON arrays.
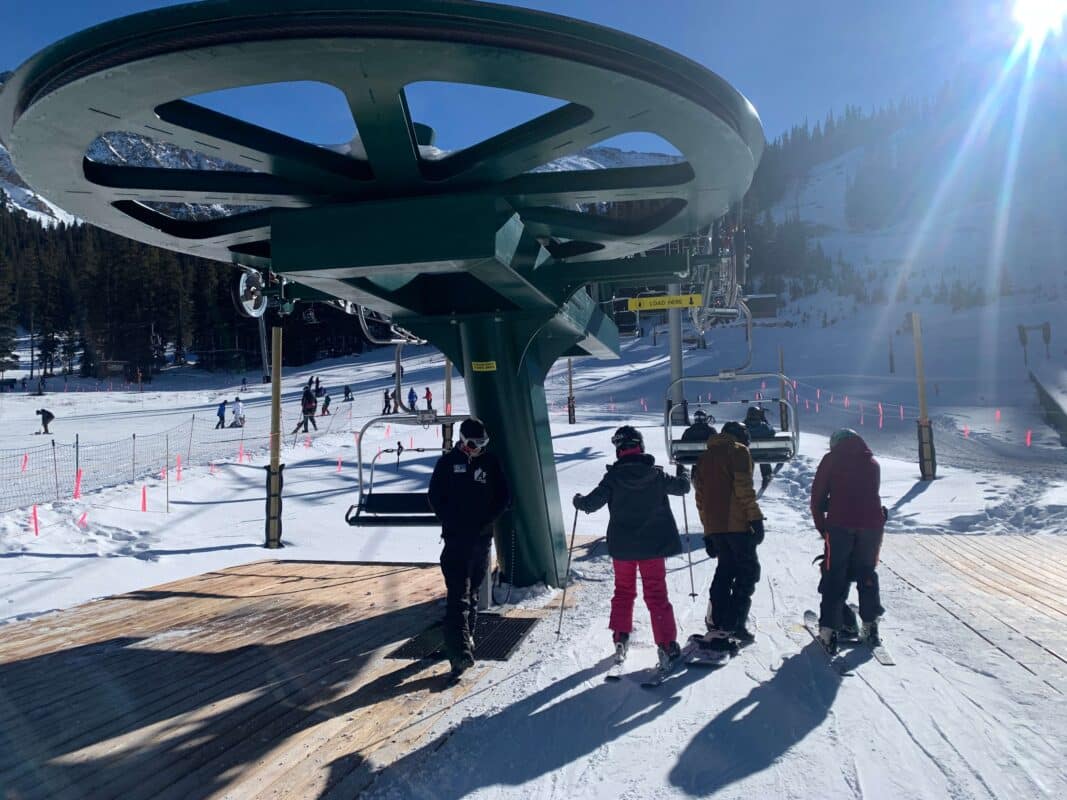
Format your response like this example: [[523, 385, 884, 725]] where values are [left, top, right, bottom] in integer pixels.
[[682, 495, 697, 599], [555, 507, 580, 637]]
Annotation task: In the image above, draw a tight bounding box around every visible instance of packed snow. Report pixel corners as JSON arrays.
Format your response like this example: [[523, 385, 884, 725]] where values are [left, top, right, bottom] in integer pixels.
[[1, 292, 1065, 798]]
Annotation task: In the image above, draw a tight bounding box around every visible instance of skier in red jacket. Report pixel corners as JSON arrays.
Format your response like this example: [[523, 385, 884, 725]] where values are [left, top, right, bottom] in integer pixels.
[[810, 429, 886, 652]]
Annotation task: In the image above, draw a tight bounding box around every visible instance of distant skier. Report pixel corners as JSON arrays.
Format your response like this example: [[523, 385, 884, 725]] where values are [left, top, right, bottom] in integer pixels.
[[36, 408, 55, 435], [744, 405, 776, 485], [314, 376, 322, 397], [231, 397, 245, 428], [424, 386, 433, 411], [680, 409, 717, 443], [408, 386, 418, 411], [320, 394, 331, 416], [428, 418, 511, 679], [215, 399, 227, 430], [692, 420, 765, 652], [382, 389, 391, 415], [810, 429, 886, 653], [573, 426, 689, 674], [291, 386, 318, 434], [343, 385, 353, 402], [241, 377, 248, 392]]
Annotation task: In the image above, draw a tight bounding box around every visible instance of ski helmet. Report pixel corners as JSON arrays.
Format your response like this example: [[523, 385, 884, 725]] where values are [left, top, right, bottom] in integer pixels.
[[611, 425, 644, 452], [693, 409, 708, 424], [830, 428, 858, 449], [459, 417, 489, 450], [722, 420, 750, 445]]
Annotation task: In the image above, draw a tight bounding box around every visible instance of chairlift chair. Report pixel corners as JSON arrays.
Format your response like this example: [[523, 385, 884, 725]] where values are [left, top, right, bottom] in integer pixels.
[[664, 372, 799, 465], [345, 410, 467, 527]]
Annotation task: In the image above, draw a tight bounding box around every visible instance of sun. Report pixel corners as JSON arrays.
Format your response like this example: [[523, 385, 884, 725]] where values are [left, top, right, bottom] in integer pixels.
[[1013, 0, 1067, 48]]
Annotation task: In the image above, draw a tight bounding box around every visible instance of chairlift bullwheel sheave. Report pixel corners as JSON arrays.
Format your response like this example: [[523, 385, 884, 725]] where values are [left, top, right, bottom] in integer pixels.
[[231, 270, 268, 319]]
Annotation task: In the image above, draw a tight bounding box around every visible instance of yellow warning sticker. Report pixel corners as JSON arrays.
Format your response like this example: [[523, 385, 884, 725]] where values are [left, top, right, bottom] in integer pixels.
[[627, 294, 702, 311], [471, 361, 497, 372]]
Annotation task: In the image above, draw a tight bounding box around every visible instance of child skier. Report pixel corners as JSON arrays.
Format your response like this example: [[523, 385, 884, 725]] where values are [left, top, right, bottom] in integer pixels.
[[407, 386, 418, 411], [573, 425, 690, 674]]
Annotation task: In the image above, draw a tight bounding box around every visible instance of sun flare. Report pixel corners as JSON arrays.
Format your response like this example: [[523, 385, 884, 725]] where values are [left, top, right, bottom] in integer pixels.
[[1013, 0, 1067, 48]]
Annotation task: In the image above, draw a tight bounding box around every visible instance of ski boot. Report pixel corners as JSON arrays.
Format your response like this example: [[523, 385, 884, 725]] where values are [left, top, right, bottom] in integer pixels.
[[818, 626, 839, 655], [861, 618, 882, 647], [612, 632, 630, 664], [695, 627, 738, 655], [448, 652, 475, 680], [657, 641, 683, 672]]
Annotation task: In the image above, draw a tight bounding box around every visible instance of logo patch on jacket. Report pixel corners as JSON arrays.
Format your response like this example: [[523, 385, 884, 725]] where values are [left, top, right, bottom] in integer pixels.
[[474, 468, 487, 484], [453, 464, 466, 473]]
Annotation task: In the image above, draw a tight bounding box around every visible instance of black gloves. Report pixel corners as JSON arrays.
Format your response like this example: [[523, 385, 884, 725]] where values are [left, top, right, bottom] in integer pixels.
[[704, 536, 718, 559], [675, 464, 688, 478], [750, 518, 765, 544], [572, 493, 584, 510], [881, 505, 889, 523]]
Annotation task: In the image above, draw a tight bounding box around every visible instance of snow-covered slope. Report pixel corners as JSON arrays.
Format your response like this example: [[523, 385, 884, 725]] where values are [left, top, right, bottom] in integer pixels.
[[771, 135, 1067, 298]]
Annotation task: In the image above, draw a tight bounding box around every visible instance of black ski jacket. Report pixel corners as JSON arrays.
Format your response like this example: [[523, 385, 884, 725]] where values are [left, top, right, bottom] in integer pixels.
[[681, 422, 717, 443], [575, 453, 689, 561], [428, 445, 511, 539]]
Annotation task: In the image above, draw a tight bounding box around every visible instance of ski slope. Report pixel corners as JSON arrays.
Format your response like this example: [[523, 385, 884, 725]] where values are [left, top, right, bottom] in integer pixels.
[[1, 297, 1065, 799]]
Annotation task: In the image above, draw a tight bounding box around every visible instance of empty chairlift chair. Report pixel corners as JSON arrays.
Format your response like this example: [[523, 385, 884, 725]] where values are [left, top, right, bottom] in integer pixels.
[[345, 411, 467, 527]]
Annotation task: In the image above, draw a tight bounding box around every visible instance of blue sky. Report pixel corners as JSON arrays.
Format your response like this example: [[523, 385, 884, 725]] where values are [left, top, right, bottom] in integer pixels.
[[1, 1, 1030, 150]]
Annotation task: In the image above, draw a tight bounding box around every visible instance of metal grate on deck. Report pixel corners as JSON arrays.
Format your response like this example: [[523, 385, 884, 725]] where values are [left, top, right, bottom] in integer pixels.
[[386, 614, 539, 662]]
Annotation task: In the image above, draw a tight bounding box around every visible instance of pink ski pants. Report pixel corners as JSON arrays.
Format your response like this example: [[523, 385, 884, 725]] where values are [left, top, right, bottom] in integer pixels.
[[610, 557, 677, 646]]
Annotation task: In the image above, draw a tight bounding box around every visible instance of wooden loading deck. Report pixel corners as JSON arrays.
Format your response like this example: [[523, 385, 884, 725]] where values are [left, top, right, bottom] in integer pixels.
[[0, 560, 482, 799]]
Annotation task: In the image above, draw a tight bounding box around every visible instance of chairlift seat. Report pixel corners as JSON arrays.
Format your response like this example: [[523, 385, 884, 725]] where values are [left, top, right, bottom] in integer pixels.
[[669, 440, 709, 465], [748, 432, 795, 463], [346, 492, 438, 527]]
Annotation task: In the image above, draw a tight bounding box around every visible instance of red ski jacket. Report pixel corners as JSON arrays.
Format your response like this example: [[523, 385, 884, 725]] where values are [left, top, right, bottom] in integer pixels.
[[810, 435, 883, 532]]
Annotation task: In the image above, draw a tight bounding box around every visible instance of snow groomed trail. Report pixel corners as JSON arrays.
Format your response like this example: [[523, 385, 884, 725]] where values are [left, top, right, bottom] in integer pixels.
[[1, 300, 1065, 799]]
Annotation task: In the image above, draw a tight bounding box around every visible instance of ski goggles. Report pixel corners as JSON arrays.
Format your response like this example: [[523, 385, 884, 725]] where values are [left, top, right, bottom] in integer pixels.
[[461, 434, 489, 450]]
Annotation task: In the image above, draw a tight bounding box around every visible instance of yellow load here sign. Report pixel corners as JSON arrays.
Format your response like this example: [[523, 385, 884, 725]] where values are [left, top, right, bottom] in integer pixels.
[[627, 294, 702, 311], [471, 361, 497, 372]]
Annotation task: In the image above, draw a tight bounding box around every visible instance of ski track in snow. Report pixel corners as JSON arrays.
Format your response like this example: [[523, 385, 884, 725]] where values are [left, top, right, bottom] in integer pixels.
[[1, 304, 1065, 799]]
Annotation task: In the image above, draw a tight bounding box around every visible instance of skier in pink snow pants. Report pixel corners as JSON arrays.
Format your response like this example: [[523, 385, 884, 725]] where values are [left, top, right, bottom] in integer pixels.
[[573, 426, 690, 667]]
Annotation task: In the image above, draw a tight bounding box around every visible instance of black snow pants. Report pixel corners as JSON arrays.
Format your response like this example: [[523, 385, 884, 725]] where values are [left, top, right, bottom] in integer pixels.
[[707, 532, 761, 632], [440, 533, 493, 664], [215, 415, 225, 430], [818, 526, 885, 630]]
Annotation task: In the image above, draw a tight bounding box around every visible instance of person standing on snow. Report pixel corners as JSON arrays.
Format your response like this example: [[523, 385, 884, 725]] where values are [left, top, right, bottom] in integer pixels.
[[810, 428, 886, 652], [36, 408, 55, 435], [291, 386, 318, 434], [572, 426, 690, 673], [428, 418, 511, 678], [692, 420, 765, 653], [382, 388, 391, 415], [424, 386, 433, 411], [320, 394, 331, 416], [215, 399, 227, 430], [408, 386, 418, 411], [231, 396, 245, 428]]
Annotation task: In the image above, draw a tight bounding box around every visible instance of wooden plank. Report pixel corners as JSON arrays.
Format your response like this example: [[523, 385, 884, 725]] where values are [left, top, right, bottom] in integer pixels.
[[0, 560, 473, 800], [947, 535, 1067, 596]]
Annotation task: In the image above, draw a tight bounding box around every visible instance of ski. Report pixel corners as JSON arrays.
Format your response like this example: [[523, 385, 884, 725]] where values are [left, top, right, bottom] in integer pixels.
[[604, 660, 627, 681], [802, 610, 853, 675], [847, 604, 895, 665], [638, 655, 684, 688]]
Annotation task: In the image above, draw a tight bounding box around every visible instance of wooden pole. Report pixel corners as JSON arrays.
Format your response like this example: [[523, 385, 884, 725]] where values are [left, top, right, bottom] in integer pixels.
[[912, 312, 937, 480], [266, 326, 284, 548]]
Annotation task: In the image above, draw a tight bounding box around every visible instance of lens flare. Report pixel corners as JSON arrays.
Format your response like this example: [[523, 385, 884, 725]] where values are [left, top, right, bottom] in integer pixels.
[[1013, 0, 1066, 50]]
